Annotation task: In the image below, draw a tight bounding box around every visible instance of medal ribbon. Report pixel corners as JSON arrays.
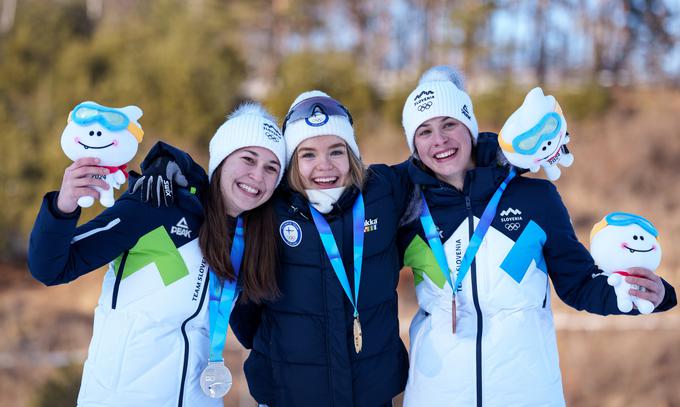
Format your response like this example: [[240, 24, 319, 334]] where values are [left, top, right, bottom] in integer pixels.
[[309, 194, 365, 318], [419, 170, 516, 293], [207, 217, 244, 362]]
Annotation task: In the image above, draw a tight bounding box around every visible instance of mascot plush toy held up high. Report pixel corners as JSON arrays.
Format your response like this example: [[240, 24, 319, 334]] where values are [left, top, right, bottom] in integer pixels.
[[61, 101, 144, 207], [498, 87, 573, 181], [590, 212, 662, 314]]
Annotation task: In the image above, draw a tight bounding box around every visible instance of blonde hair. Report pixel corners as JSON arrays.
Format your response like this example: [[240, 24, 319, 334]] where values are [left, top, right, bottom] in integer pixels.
[[287, 142, 366, 195]]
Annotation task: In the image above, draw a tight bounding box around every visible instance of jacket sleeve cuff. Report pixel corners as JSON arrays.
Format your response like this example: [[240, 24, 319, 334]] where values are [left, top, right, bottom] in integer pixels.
[[654, 279, 677, 312], [46, 191, 81, 219]]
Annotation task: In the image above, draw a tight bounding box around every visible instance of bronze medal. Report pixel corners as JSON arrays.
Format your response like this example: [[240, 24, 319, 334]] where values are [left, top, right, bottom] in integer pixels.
[[353, 316, 363, 353], [451, 296, 457, 334]]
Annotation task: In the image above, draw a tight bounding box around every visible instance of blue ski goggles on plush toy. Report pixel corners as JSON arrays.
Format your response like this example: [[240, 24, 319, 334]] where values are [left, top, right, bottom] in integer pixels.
[[605, 212, 658, 237], [282, 96, 353, 134], [591, 211, 659, 241], [512, 111, 562, 155], [69, 102, 144, 141]]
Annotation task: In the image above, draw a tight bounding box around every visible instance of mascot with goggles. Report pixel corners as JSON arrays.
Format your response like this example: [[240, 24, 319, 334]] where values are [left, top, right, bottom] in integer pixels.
[[590, 212, 662, 314], [61, 101, 144, 207], [499, 87, 574, 181]]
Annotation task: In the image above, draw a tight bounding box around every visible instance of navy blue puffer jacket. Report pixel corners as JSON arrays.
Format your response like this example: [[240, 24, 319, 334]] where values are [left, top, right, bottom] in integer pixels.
[[231, 164, 412, 407]]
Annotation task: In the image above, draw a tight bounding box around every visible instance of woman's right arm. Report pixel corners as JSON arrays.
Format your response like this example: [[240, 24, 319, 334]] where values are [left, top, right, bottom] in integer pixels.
[[28, 159, 157, 285]]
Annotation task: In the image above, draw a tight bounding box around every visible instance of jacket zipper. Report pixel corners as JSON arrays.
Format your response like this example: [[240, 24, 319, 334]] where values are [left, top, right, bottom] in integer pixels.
[[290, 205, 310, 221], [111, 250, 129, 309], [321, 225, 334, 407], [296, 204, 335, 405], [466, 195, 484, 407], [177, 258, 210, 406]]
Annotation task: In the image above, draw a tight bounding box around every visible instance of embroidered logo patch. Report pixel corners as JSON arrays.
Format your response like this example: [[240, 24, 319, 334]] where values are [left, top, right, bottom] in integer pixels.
[[263, 122, 282, 142], [305, 106, 329, 127], [364, 218, 378, 233], [413, 89, 435, 112], [461, 104, 472, 120], [280, 220, 302, 247], [171, 217, 192, 238], [499, 207, 523, 231]]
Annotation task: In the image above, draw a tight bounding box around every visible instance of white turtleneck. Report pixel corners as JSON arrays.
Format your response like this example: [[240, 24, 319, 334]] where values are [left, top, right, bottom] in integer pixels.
[[305, 187, 346, 214]]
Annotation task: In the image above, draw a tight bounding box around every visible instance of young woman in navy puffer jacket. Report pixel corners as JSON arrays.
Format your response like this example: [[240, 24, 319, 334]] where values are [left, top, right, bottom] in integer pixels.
[[231, 91, 412, 407]]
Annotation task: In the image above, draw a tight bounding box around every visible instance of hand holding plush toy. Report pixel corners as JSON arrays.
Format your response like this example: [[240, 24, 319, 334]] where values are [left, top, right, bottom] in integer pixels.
[[498, 87, 574, 181], [590, 212, 662, 314], [61, 102, 144, 207]]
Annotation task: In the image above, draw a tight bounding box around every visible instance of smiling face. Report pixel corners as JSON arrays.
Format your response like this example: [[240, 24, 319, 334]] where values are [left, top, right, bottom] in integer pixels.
[[531, 131, 564, 164], [294, 135, 350, 190], [590, 224, 662, 274], [61, 121, 139, 166], [413, 116, 474, 189], [219, 146, 281, 217], [501, 129, 565, 170]]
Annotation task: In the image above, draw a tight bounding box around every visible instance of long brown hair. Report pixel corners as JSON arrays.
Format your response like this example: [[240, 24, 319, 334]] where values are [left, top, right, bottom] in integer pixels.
[[286, 142, 366, 195], [199, 161, 280, 304]]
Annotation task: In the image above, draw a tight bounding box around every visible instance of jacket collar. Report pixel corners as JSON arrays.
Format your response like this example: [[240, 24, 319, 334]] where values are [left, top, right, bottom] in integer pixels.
[[278, 175, 360, 219]]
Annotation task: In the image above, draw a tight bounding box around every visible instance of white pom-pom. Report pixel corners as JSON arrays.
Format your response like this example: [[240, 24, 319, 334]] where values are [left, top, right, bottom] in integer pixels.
[[418, 66, 466, 91], [228, 102, 276, 123]]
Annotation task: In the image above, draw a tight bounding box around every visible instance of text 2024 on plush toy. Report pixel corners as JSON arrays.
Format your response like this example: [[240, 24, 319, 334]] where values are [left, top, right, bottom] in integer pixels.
[[61, 101, 144, 207]]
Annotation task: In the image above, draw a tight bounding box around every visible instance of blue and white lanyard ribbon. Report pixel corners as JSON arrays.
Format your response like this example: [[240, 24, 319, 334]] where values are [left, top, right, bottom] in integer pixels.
[[207, 216, 244, 362], [419, 170, 516, 295], [309, 194, 365, 352]]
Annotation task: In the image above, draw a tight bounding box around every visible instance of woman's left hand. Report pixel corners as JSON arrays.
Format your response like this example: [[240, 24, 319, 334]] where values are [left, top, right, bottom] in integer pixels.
[[625, 267, 665, 307]]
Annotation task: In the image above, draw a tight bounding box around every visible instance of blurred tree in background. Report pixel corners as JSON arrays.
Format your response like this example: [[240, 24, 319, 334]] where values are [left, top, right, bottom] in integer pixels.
[[0, 0, 248, 260], [0, 0, 678, 261], [265, 51, 378, 142]]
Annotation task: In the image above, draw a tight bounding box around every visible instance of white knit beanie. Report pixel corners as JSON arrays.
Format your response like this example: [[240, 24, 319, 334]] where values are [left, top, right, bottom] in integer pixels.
[[283, 90, 360, 164], [208, 102, 286, 185], [402, 66, 479, 153]]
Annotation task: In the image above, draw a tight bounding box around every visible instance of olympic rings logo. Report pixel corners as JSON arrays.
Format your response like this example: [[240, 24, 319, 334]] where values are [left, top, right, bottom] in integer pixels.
[[417, 102, 433, 112], [505, 222, 520, 231]]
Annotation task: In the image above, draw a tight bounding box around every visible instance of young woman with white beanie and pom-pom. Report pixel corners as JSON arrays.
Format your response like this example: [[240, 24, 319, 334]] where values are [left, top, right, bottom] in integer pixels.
[[28, 102, 287, 406], [398, 66, 675, 406]]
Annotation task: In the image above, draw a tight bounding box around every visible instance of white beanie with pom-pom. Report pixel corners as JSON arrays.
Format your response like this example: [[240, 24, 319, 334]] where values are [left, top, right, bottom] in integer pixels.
[[402, 66, 479, 153], [208, 102, 286, 184]]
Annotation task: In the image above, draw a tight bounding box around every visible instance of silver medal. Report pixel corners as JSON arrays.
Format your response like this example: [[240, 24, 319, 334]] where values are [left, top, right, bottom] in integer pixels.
[[200, 361, 233, 398]]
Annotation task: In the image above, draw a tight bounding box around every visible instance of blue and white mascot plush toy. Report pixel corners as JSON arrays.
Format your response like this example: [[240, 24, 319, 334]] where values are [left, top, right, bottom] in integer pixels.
[[498, 87, 574, 181], [61, 101, 144, 207], [590, 212, 662, 314]]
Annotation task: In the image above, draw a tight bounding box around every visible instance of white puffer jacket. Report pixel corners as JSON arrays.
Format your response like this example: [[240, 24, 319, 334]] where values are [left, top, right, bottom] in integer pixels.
[[398, 145, 640, 407]]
